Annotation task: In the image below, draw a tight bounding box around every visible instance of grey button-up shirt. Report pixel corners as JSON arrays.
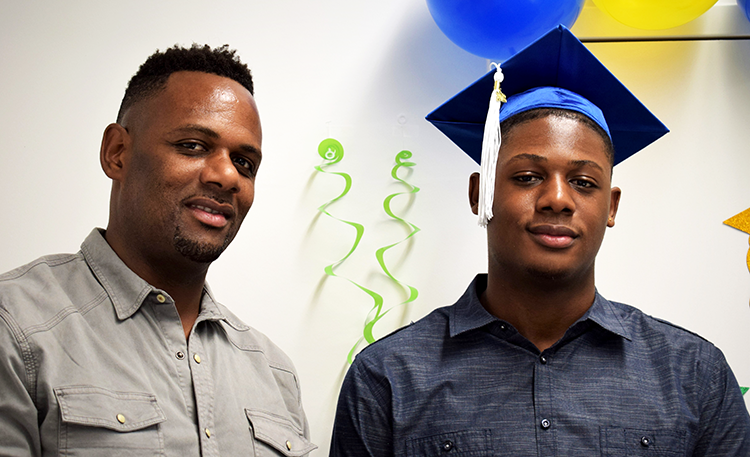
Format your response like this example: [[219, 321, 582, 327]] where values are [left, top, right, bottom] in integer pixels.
[[0, 229, 315, 457], [331, 275, 750, 456]]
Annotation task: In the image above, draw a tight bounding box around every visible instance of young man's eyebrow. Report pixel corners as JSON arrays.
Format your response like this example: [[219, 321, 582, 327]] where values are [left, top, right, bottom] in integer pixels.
[[507, 153, 547, 163], [570, 159, 605, 172]]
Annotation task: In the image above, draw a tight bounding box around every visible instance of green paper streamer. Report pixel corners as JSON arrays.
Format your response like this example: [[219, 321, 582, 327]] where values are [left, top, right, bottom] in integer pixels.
[[742, 387, 749, 396], [315, 138, 385, 364], [363, 150, 421, 343]]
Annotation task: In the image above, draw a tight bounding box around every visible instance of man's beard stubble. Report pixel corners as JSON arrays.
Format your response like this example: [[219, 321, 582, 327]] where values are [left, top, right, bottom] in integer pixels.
[[173, 225, 232, 263]]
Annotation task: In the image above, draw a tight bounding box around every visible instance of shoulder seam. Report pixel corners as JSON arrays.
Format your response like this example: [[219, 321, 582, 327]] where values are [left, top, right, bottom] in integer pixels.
[[647, 314, 713, 344], [353, 358, 391, 413], [0, 253, 82, 282]]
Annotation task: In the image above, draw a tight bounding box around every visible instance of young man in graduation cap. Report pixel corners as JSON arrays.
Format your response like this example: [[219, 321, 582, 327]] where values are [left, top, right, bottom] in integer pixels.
[[329, 26, 750, 456]]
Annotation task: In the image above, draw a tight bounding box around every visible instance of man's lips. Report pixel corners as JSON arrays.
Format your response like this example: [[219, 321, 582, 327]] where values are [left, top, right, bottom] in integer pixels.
[[184, 197, 235, 228], [528, 224, 578, 249]]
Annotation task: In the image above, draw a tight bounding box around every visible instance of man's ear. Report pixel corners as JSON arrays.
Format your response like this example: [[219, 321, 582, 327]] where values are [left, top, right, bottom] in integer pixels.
[[100, 123, 131, 181], [469, 172, 480, 215], [607, 186, 622, 227]]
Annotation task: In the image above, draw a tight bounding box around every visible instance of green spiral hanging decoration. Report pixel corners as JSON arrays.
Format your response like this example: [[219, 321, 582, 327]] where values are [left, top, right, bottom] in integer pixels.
[[314, 138, 384, 364], [363, 150, 421, 343]]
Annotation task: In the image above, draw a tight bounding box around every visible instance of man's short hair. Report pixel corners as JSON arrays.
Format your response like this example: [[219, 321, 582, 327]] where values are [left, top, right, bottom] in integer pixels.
[[500, 108, 616, 167], [116, 44, 254, 123]]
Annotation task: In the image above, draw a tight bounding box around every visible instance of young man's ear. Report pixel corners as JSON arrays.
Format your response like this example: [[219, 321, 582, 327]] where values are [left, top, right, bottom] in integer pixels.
[[469, 172, 480, 215], [607, 187, 622, 227], [99, 123, 131, 181]]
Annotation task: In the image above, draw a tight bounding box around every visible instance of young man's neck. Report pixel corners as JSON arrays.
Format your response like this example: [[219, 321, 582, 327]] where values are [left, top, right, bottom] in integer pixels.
[[481, 270, 597, 352]]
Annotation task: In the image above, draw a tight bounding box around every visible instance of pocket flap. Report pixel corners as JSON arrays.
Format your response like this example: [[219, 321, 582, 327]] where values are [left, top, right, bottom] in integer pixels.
[[406, 430, 493, 456], [55, 386, 166, 432], [245, 409, 316, 456], [602, 427, 687, 455]]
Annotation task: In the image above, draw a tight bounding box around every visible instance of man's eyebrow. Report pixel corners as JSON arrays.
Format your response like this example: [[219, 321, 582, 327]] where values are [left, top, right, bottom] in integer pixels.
[[173, 124, 220, 138], [507, 153, 547, 163], [239, 144, 262, 158], [173, 124, 262, 157], [570, 159, 604, 172]]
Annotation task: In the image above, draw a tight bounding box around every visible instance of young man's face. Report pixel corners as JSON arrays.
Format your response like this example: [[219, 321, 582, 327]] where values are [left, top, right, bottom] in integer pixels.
[[111, 71, 262, 265], [473, 114, 620, 283]]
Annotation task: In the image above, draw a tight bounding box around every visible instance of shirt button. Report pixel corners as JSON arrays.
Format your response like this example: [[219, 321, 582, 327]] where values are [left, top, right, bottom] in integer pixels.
[[540, 355, 547, 364], [641, 436, 651, 447], [441, 440, 454, 452], [176, 351, 185, 360], [156, 294, 166, 303], [540, 419, 551, 429], [205, 428, 211, 438], [286, 440, 292, 451], [194, 354, 202, 364], [116, 414, 126, 424]]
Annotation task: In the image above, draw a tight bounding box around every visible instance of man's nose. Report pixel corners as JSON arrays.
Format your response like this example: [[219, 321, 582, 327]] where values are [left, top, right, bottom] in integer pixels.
[[537, 175, 574, 214], [200, 150, 240, 193]]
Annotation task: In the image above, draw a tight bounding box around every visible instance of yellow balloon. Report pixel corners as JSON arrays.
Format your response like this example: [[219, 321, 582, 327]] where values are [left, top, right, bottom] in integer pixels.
[[592, 0, 718, 30]]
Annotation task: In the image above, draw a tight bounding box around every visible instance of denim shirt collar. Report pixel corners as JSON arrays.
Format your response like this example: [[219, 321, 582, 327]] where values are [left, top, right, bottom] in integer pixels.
[[80, 228, 233, 325], [449, 274, 631, 341]]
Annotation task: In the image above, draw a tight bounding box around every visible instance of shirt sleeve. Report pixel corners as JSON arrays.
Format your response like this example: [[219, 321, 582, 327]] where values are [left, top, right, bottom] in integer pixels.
[[329, 358, 394, 457], [692, 348, 750, 456], [0, 308, 41, 457]]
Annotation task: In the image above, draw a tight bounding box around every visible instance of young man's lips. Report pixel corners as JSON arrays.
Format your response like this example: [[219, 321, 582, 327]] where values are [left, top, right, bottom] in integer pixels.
[[528, 225, 578, 249]]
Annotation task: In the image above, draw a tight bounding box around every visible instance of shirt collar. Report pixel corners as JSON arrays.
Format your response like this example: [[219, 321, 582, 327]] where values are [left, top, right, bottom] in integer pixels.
[[80, 228, 232, 325], [582, 292, 632, 341], [196, 283, 249, 331], [449, 274, 632, 341], [449, 275, 497, 337]]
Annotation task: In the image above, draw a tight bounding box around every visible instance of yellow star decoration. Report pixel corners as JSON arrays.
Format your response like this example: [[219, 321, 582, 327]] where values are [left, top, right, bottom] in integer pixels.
[[724, 207, 750, 275]]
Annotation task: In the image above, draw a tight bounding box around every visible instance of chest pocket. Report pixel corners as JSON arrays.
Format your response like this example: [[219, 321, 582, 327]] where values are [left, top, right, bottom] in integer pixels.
[[55, 386, 166, 457], [406, 430, 493, 456], [246, 409, 316, 457], [601, 427, 687, 456]]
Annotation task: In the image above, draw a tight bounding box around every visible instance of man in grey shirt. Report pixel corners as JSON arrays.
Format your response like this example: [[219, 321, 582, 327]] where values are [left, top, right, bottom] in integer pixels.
[[0, 45, 315, 456]]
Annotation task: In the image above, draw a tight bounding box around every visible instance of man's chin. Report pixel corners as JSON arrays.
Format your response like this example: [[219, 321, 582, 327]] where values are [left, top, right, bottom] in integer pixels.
[[173, 227, 232, 263], [524, 264, 577, 283]]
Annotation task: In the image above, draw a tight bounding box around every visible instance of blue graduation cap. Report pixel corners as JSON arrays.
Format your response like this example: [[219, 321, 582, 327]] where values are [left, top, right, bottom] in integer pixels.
[[426, 25, 668, 226]]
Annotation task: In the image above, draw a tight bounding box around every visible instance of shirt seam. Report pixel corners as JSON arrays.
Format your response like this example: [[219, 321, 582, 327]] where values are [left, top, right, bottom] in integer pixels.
[[0, 254, 82, 283], [219, 328, 303, 406], [22, 290, 109, 338], [0, 306, 38, 405], [693, 346, 732, 453], [354, 359, 391, 414]]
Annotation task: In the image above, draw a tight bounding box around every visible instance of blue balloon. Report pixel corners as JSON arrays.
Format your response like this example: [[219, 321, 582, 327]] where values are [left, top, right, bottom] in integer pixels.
[[426, 0, 586, 61], [740, 0, 750, 23]]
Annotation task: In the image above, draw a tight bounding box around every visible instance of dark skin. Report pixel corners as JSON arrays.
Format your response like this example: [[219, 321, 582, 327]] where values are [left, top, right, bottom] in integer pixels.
[[100, 71, 263, 338], [469, 115, 620, 351]]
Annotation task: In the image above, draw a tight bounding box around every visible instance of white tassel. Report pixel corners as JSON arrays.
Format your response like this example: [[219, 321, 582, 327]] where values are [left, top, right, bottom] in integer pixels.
[[478, 63, 506, 228]]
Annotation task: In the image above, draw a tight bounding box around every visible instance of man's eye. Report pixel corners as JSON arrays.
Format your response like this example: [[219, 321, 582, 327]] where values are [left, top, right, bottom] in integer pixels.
[[233, 156, 256, 175], [514, 175, 539, 183], [178, 142, 207, 152], [571, 178, 596, 188]]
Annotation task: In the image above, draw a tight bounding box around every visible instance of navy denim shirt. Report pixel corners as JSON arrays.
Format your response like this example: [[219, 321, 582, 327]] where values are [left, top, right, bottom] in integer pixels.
[[331, 275, 750, 456]]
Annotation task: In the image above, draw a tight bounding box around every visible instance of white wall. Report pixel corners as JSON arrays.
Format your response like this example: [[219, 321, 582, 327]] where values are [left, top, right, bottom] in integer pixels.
[[1, 1, 749, 454]]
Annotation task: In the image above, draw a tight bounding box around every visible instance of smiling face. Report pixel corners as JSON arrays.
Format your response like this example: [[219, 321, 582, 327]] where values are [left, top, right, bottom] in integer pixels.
[[102, 71, 262, 269], [472, 114, 620, 285]]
